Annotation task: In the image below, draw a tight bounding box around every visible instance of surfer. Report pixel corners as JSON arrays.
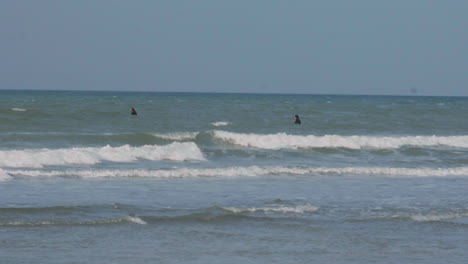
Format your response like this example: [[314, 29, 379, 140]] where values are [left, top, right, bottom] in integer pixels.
[[130, 107, 137, 115], [294, 114, 301, 124]]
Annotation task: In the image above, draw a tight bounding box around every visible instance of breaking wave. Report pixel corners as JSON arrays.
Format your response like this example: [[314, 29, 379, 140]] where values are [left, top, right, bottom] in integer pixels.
[[0, 203, 315, 227], [0, 216, 147, 227], [221, 204, 318, 214], [0, 142, 205, 168], [151, 132, 199, 141], [0, 169, 12, 181], [11, 108, 27, 112], [409, 212, 468, 222], [212, 131, 468, 150], [211, 121, 230, 127], [3, 166, 468, 180]]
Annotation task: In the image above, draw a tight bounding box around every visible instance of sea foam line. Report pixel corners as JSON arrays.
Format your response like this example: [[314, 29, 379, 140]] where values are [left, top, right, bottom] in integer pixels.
[[151, 132, 199, 141], [211, 121, 230, 127], [0, 216, 147, 226], [213, 131, 468, 149], [409, 212, 468, 222], [3, 166, 468, 180], [11, 108, 27, 112], [0, 142, 205, 168], [222, 204, 318, 214]]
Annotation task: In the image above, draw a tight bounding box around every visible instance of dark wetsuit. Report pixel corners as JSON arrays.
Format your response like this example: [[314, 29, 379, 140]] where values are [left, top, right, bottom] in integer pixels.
[[295, 115, 301, 124]]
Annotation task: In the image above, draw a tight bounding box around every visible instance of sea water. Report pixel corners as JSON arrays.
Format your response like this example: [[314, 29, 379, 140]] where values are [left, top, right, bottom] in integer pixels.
[[1, 90, 467, 264]]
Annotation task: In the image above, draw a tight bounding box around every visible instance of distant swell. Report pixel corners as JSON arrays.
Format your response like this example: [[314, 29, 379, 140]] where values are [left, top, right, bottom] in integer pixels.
[[0, 216, 146, 227], [0, 142, 205, 168], [4, 166, 468, 180], [409, 212, 468, 222], [213, 131, 468, 149], [356, 211, 468, 223], [0, 204, 314, 227]]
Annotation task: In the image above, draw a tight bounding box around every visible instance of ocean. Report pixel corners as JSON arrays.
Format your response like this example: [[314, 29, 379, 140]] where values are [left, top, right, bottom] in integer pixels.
[[1, 90, 467, 263]]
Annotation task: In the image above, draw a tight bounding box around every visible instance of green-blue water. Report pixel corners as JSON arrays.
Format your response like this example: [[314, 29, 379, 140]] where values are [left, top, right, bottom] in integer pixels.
[[1, 90, 468, 263]]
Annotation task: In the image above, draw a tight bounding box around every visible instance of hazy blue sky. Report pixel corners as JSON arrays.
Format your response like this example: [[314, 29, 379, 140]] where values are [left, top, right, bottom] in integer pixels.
[[1, 1, 466, 96]]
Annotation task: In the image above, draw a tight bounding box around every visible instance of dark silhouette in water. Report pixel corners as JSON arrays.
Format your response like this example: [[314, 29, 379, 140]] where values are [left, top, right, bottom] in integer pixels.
[[294, 114, 301, 124], [130, 107, 137, 115]]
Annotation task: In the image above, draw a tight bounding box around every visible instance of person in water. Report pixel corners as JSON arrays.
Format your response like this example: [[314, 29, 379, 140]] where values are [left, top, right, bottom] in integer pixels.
[[130, 107, 137, 115], [294, 114, 301, 124]]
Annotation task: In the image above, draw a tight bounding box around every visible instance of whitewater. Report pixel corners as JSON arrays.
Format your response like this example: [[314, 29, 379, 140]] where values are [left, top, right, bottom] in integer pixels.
[[1, 90, 468, 264]]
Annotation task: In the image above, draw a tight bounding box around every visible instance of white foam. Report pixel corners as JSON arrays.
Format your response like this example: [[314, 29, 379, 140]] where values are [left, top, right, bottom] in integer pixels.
[[211, 121, 230, 127], [213, 131, 468, 149], [11, 108, 27, 112], [5, 166, 468, 179], [0, 169, 13, 181], [125, 216, 147, 225], [410, 212, 468, 222], [0, 142, 205, 168], [152, 132, 199, 141], [0, 217, 139, 226], [222, 204, 318, 214], [1, 221, 55, 226]]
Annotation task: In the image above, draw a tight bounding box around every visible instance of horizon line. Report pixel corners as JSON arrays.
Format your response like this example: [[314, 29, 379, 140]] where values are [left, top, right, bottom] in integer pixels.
[[0, 88, 466, 98]]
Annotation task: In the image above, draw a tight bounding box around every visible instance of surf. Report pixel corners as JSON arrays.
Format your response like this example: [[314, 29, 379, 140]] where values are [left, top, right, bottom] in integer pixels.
[[4, 166, 468, 180], [0, 142, 205, 168], [212, 131, 468, 150]]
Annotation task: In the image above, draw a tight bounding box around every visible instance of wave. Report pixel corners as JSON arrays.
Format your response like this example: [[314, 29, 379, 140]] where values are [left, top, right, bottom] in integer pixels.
[[409, 212, 468, 222], [211, 121, 230, 127], [11, 108, 27, 112], [0, 215, 146, 227], [3, 166, 468, 180], [6, 130, 466, 151], [212, 131, 468, 150], [221, 204, 318, 214], [124, 215, 147, 225], [0, 142, 205, 168], [0, 204, 148, 226], [360, 210, 468, 224], [0, 204, 313, 227], [151, 132, 199, 141], [0, 169, 12, 181]]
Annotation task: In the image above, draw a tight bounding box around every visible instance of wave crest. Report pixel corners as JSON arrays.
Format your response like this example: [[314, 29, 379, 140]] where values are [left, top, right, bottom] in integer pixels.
[[4, 166, 468, 180], [11, 108, 27, 112], [211, 121, 230, 127], [0, 142, 205, 168], [0, 169, 12, 181], [151, 132, 199, 141], [213, 131, 468, 149], [222, 204, 318, 214], [410, 212, 468, 222]]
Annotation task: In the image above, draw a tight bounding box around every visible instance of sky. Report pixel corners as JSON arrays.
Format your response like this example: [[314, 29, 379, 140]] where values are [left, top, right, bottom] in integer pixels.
[[0, 0, 467, 96]]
